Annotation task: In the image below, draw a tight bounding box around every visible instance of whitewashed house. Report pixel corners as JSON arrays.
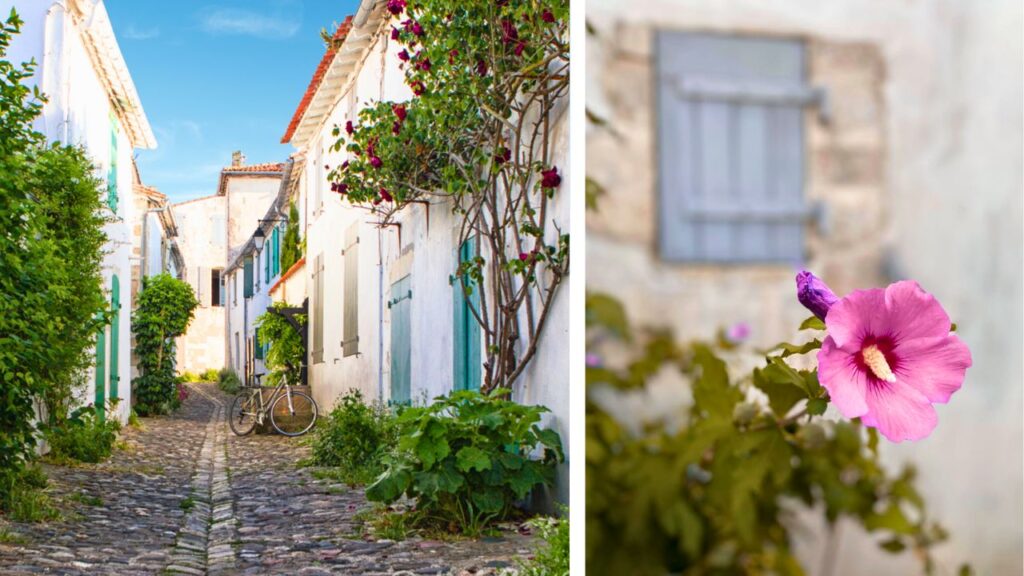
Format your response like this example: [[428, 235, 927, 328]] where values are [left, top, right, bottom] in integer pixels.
[[174, 154, 283, 375], [3, 0, 157, 424], [280, 2, 570, 503], [223, 158, 299, 385]]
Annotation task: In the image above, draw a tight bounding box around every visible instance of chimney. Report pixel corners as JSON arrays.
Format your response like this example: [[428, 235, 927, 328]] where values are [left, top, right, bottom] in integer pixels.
[[231, 151, 245, 167]]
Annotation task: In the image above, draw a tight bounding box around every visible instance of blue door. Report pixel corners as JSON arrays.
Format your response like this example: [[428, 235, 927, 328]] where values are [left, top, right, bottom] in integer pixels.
[[453, 239, 481, 391], [389, 275, 412, 406]]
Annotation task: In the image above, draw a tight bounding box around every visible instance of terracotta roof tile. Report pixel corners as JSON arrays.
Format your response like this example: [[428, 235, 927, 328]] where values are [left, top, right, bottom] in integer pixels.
[[222, 162, 286, 173], [281, 16, 354, 144]]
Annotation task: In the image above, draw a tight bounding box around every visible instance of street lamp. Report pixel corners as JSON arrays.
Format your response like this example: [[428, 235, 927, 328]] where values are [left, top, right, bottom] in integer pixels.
[[252, 217, 286, 255]]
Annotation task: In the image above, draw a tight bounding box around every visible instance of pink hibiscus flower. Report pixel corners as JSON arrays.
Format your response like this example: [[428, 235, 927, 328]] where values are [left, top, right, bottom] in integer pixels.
[[799, 272, 972, 442]]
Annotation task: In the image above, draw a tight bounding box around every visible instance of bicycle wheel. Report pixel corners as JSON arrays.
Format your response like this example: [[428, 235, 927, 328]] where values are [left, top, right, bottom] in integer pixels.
[[229, 390, 260, 436], [270, 390, 318, 436]]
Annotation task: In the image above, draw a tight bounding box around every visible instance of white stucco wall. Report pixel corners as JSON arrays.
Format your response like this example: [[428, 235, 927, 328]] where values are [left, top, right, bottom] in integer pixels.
[[4, 0, 138, 424], [588, 0, 1023, 573], [174, 195, 227, 374]]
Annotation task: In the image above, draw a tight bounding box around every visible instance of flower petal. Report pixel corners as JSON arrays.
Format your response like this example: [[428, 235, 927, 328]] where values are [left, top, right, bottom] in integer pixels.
[[893, 333, 972, 404], [818, 337, 869, 418], [824, 288, 885, 349], [864, 382, 937, 442], [883, 281, 953, 343]]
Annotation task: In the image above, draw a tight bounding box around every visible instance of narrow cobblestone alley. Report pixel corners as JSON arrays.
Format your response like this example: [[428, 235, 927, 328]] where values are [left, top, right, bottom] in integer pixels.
[[0, 384, 536, 575]]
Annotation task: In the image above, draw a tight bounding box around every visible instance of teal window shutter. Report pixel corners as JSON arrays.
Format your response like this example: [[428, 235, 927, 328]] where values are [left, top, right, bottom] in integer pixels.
[[264, 244, 270, 283], [453, 238, 481, 391], [272, 227, 280, 276], [107, 114, 118, 213], [243, 258, 254, 298], [254, 330, 263, 360]]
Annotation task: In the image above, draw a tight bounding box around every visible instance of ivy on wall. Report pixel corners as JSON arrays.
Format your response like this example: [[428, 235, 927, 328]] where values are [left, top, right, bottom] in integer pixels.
[[132, 274, 198, 415]]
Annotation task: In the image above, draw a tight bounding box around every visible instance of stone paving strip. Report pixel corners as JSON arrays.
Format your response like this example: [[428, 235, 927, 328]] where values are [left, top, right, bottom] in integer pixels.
[[165, 385, 237, 575], [0, 383, 538, 575]]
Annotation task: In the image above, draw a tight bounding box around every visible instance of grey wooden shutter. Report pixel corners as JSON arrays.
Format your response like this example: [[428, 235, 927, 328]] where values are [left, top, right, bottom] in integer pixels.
[[312, 254, 324, 364], [342, 224, 359, 357], [656, 32, 810, 263]]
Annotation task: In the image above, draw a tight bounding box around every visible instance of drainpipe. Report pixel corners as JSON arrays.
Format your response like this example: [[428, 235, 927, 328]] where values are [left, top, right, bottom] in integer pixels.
[[43, 2, 71, 143], [141, 206, 169, 281], [377, 227, 384, 403]]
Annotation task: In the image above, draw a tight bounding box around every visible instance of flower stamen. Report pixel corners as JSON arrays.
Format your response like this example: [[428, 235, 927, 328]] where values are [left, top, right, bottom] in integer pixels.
[[862, 344, 896, 382]]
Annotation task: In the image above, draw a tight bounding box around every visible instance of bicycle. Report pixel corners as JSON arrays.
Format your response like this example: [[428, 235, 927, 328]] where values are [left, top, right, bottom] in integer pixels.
[[228, 374, 319, 436]]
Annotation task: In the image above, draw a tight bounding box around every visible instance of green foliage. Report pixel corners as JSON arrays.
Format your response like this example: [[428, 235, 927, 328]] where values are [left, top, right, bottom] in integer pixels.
[[331, 0, 569, 392], [200, 368, 219, 382], [179, 371, 201, 383], [310, 389, 398, 485], [217, 367, 242, 395], [366, 389, 563, 535], [586, 295, 961, 575], [0, 465, 58, 522], [518, 509, 570, 576], [0, 9, 114, 496], [255, 302, 306, 387], [43, 405, 121, 464], [280, 201, 302, 271], [132, 274, 198, 415]]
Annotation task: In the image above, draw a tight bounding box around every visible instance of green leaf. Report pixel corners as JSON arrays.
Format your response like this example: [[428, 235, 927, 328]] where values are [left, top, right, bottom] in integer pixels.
[[864, 504, 916, 535], [365, 465, 411, 503], [692, 345, 742, 420], [799, 316, 827, 331], [753, 367, 807, 418], [765, 339, 822, 358], [867, 427, 879, 456], [806, 397, 828, 416], [879, 538, 906, 553], [471, 488, 505, 514], [456, 446, 492, 472], [586, 293, 632, 341]]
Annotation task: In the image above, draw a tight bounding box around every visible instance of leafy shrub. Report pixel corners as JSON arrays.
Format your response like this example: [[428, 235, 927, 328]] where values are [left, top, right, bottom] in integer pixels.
[[311, 389, 397, 484], [366, 389, 563, 535], [585, 294, 965, 575], [179, 371, 200, 383], [217, 367, 243, 395], [132, 273, 198, 415], [44, 406, 121, 464], [518, 510, 569, 576], [200, 368, 220, 382], [0, 465, 57, 522], [255, 302, 306, 388]]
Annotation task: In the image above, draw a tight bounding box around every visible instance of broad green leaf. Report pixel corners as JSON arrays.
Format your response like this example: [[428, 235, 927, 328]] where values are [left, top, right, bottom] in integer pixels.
[[806, 397, 828, 416], [365, 465, 411, 503], [864, 504, 916, 535], [471, 488, 505, 514], [456, 446, 492, 472], [753, 367, 806, 418], [765, 339, 822, 358], [692, 345, 742, 420]]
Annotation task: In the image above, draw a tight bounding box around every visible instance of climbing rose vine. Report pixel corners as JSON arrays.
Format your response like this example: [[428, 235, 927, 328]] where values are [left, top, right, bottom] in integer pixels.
[[132, 274, 198, 415], [329, 0, 569, 393]]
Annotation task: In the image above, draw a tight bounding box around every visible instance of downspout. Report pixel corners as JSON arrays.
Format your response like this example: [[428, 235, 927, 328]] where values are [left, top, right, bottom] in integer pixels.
[[378, 227, 384, 403], [43, 1, 72, 143]]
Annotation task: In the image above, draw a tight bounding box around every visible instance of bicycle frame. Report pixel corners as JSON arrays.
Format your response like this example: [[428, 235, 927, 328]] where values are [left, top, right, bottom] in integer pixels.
[[247, 377, 297, 423]]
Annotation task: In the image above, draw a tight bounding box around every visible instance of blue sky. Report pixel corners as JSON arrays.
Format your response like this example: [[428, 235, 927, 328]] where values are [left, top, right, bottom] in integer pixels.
[[106, 0, 361, 203]]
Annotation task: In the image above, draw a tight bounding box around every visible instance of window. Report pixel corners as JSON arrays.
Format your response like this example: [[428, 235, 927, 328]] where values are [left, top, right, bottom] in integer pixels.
[[232, 273, 237, 306], [211, 268, 223, 307], [211, 215, 225, 248], [656, 32, 812, 263], [312, 253, 324, 363], [342, 224, 359, 357], [264, 242, 270, 284]]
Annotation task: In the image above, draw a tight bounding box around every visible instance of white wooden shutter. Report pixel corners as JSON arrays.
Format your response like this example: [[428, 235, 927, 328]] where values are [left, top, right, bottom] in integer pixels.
[[342, 224, 359, 357], [656, 32, 811, 263], [199, 266, 211, 307]]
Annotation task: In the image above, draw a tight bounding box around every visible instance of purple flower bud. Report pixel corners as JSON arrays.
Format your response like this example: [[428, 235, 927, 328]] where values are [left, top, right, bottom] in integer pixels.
[[386, 0, 406, 16], [796, 271, 839, 321], [398, 49, 410, 62], [345, 120, 354, 135], [726, 322, 751, 344], [390, 26, 400, 40], [412, 21, 424, 37], [370, 156, 383, 169], [540, 167, 561, 188], [542, 9, 556, 23]]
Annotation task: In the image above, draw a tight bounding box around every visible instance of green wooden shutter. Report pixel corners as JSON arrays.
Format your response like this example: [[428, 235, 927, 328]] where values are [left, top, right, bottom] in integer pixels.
[[453, 239, 481, 391], [264, 244, 270, 283], [272, 227, 281, 276], [243, 257, 254, 297], [107, 113, 118, 213], [108, 276, 120, 405], [254, 329, 263, 360], [94, 319, 106, 420]]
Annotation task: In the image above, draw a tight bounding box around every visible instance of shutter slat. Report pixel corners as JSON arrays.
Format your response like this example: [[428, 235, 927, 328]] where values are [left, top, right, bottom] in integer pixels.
[[342, 225, 359, 357]]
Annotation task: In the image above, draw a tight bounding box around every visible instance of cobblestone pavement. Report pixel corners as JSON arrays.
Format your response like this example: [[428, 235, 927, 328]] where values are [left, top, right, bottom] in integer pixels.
[[0, 384, 538, 575]]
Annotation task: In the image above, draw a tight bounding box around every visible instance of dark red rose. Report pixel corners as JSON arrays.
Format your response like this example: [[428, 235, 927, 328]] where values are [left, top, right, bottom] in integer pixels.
[[412, 81, 426, 96], [342, 160, 349, 170], [494, 147, 511, 164], [540, 166, 561, 188], [391, 26, 400, 40], [417, 57, 431, 71], [476, 59, 488, 76], [380, 187, 393, 202], [448, 49, 459, 64], [370, 156, 382, 169], [519, 252, 529, 261], [412, 21, 424, 37], [514, 42, 525, 57], [398, 49, 410, 62], [345, 120, 354, 135], [542, 9, 555, 23], [392, 121, 402, 135], [386, 0, 406, 16], [501, 19, 518, 44], [393, 104, 407, 121]]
